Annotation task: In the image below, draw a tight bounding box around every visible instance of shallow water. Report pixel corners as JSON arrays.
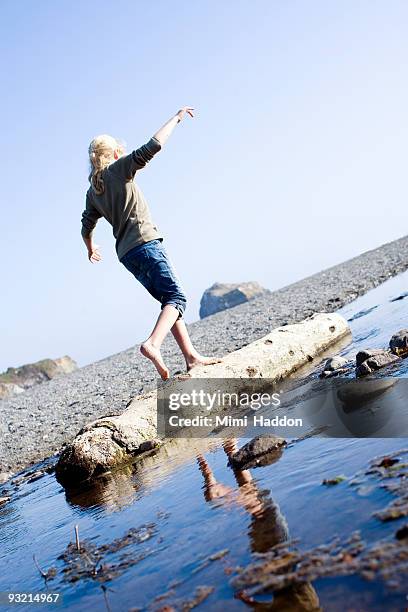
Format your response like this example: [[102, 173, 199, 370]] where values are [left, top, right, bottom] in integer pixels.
[[338, 269, 408, 376], [1, 271, 408, 611]]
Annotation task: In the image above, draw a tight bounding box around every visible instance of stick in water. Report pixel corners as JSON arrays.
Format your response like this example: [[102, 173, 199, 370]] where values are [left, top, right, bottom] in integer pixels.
[[33, 554, 47, 579], [74, 524, 80, 552]]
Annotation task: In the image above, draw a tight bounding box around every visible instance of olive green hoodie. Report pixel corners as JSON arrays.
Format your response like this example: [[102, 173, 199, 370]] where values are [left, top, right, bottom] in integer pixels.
[[81, 136, 162, 260]]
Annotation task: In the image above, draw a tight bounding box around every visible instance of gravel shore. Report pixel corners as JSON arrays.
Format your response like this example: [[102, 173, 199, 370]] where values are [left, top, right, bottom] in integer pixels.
[[2, 234, 408, 475]]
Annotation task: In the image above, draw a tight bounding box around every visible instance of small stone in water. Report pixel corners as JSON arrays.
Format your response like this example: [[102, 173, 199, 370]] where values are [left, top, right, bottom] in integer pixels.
[[322, 475, 347, 486], [378, 457, 399, 468]]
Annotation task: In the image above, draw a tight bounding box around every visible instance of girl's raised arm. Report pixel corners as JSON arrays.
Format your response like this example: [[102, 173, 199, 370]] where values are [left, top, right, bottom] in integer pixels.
[[109, 108, 195, 180], [153, 107, 194, 146]]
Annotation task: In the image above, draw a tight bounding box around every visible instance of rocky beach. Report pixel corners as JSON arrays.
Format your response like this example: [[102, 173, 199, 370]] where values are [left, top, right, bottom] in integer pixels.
[[1, 236, 408, 611], [1, 234, 408, 477]]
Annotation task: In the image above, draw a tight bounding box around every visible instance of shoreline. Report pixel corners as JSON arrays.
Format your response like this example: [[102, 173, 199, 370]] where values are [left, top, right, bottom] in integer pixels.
[[1, 234, 408, 475]]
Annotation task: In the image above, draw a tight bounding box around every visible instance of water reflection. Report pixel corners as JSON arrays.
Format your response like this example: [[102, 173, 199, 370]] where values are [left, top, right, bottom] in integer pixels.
[[64, 438, 222, 510], [197, 439, 321, 611], [64, 465, 139, 511], [198, 440, 288, 552]]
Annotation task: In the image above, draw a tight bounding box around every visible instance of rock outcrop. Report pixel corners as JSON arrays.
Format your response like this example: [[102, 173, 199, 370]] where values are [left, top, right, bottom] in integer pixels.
[[0, 356, 77, 400], [199, 282, 269, 318]]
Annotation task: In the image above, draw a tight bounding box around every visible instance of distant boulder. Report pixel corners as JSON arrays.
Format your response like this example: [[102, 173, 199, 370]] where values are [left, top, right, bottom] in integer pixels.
[[0, 356, 77, 400], [199, 282, 269, 318]]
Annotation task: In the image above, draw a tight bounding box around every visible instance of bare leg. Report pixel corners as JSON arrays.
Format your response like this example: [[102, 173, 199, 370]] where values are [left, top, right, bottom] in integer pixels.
[[171, 318, 223, 371], [197, 454, 233, 501], [197, 454, 218, 488], [140, 304, 179, 380]]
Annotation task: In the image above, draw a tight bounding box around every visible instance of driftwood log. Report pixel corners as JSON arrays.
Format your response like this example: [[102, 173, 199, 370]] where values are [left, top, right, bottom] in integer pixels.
[[56, 312, 350, 484]]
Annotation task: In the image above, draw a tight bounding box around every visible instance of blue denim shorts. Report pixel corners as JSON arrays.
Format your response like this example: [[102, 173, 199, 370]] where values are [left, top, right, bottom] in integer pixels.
[[120, 239, 187, 319]]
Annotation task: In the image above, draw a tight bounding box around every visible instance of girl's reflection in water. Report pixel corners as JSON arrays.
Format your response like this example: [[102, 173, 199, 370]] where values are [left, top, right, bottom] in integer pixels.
[[197, 439, 321, 611]]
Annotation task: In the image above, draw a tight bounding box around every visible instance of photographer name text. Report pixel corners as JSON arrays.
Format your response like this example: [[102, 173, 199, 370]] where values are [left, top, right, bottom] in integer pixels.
[[167, 414, 303, 428]]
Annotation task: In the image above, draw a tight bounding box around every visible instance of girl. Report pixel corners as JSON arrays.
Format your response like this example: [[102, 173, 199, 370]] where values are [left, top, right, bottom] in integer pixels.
[[81, 107, 222, 380]]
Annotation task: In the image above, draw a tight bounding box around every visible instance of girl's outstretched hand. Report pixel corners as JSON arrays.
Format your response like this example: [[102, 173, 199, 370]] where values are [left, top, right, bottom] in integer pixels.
[[88, 245, 102, 263], [154, 108, 195, 145], [177, 106, 195, 120]]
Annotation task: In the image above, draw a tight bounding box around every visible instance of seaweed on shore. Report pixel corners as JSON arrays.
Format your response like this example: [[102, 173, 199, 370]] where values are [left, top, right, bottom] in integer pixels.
[[229, 448, 408, 602], [351, 448, 408, 522], [57, 522, 159, 583], [150, 585, 215, 612], [230, 530, 408, 597]]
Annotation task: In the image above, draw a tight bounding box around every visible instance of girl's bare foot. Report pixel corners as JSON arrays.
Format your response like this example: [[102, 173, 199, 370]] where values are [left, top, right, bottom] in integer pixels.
[[186, 354, 223, 371], [140, 341, 170, 380]]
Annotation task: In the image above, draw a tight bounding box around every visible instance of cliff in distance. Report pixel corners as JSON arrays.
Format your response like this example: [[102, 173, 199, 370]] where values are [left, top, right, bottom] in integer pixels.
[[0, 356, 77, 400]]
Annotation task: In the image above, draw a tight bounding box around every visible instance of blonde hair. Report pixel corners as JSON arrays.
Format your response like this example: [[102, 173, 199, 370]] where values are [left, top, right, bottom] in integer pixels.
[[88, 134, 124, 194]]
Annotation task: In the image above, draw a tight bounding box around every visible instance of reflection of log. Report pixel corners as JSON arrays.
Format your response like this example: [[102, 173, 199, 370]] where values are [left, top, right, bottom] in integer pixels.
[[56, 313, 350, 485], [64, 437, 223, 509]]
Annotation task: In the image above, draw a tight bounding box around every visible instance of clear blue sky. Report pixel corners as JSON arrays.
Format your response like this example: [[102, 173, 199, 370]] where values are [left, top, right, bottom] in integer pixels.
[[1, 0, 407, 371]]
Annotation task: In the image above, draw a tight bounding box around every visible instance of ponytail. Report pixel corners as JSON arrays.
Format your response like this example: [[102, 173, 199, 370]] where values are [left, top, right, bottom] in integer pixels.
[[88, 134, 123, 195]]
